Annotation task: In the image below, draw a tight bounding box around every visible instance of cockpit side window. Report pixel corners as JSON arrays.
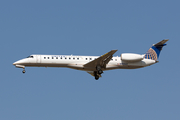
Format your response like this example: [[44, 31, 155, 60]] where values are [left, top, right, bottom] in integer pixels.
[[27, 56, 34, 58]]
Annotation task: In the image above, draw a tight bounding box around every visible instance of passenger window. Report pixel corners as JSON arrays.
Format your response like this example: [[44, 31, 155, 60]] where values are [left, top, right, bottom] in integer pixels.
[[56, 57, 58, 59], [65, 57, 67, 59], [77, 58, 79, 60], [69, 57, 71, 59], [73, 58, 75, 60], [52, 57, 54, 59], [44, 57, 46, 59], [90, 58, 92, 60], [86, 58, 87, 60], [48, 57, 49, 59]]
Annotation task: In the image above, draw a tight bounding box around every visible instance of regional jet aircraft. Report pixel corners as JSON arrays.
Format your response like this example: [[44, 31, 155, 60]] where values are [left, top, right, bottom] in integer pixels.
[[13, 39, 168, 80]]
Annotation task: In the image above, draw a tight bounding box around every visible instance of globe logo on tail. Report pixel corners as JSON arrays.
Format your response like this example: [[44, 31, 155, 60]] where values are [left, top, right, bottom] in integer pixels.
[[144, 48, 158, 61]]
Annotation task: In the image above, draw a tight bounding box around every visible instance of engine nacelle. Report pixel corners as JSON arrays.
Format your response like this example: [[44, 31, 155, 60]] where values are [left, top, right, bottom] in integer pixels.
[[121, 53, 144, 62]]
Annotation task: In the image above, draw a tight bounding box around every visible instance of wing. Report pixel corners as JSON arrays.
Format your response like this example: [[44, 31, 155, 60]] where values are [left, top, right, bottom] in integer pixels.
[[83, 50, 118, 70]]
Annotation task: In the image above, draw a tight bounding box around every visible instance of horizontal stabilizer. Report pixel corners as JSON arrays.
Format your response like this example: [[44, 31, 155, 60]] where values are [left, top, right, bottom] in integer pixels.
[[154, 39, 169, 47]]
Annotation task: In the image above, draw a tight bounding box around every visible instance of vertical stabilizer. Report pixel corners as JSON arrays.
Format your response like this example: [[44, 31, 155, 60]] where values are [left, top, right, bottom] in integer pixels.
[[144, 39, 168, 61]]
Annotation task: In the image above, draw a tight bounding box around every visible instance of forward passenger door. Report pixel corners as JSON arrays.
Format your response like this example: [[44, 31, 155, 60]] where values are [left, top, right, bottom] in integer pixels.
[[36, 55, 41, 63]]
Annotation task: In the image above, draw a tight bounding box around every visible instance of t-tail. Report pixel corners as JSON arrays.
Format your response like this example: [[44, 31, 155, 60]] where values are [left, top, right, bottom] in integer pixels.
[[144, 39, 169, 61]]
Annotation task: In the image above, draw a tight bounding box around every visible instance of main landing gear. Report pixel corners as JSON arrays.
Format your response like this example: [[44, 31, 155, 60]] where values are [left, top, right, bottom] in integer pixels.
[[96, 66, 103, 75], [94, 66, 103, 80], [94, 71, 99, 80], [95, 75, 99, 80]]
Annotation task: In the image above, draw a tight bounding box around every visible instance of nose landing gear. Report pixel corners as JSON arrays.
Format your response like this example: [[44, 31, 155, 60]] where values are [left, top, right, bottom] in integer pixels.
[[22, 68, 26, 73]]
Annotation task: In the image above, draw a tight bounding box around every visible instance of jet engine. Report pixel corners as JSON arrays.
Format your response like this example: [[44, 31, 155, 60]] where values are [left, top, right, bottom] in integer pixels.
[[121, 53, 144, 62]]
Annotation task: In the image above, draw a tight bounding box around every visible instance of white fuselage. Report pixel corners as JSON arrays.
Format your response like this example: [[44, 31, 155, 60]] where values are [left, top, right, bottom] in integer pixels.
[[13, 54, 156, 71]]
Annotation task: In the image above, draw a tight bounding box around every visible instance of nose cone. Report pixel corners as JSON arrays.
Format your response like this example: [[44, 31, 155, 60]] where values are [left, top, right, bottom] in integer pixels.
[[13, 62, 17, 65], [13, 58, 29, 66]]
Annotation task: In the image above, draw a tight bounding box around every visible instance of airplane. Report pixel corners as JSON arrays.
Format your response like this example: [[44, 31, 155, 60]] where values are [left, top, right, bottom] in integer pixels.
[[13, 39, 168, 80]]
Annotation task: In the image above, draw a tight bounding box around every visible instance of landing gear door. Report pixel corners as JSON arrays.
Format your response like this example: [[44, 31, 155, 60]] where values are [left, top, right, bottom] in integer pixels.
[[36, 55, 41, 63]]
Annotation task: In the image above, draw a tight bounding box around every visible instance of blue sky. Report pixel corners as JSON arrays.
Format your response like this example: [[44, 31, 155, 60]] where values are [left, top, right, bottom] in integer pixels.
[[1, 0, 180, 119]]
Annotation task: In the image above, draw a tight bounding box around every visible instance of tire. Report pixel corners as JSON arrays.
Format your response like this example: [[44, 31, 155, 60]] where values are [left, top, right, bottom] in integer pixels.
[[95, 75, 99, 80], [22, 70, 26, 73], [98, 70, 103, 74]]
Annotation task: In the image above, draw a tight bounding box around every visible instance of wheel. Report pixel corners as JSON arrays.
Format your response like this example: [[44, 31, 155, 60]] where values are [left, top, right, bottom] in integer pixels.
[[22, 70, 26, 73], [96, 66, 103, 75], [98, 70, 103, 74], [95, 75, 99, 80], [96, 66, 101, 71]]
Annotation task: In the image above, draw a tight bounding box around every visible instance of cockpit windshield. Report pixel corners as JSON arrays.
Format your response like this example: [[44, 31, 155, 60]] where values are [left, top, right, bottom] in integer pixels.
[[27, 56, 34, 58]]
